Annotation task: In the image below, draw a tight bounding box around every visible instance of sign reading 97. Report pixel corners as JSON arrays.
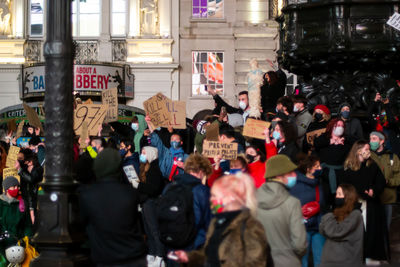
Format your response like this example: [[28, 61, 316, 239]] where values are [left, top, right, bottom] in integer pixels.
[[73, 104, 108, 136]]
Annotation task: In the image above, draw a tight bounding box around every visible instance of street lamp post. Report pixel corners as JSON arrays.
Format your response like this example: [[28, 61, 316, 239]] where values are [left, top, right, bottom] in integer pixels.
[[30, 0, 89, 265]]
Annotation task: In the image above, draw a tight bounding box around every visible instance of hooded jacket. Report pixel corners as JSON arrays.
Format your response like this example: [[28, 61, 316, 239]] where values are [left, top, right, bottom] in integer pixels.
[[134, 114, 147, 153], [257, 181, 307, 267]]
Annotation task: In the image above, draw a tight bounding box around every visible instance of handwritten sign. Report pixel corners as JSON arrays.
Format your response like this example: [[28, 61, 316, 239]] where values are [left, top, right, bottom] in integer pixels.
[[83, 99, 93, 105], [202, 140, 238, 160], [79, 121, 89, 149], [23, 103, 44, 132], [102, 87, 118, 123], [74, 104, 108, 136], [205, 122, 219, 141], [123, 165, 140, 189], [6, 146, 20, 168], [243, 118, 271, 140], [16, 122, 24, 139], [143, 93, 171, 128], [387, 12, 400, 31], [2, 168, 20, 183], [306, 128, 326, 146], [162, 100, 186, 129]]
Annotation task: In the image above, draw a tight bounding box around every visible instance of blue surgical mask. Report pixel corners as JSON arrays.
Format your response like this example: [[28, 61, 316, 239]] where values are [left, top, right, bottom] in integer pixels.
[[170, 141, 180, 149], [286, 176, 297, 189], [139, 154, 147, 163], [293, 105, 299, 112], [341, 110, 350, 119], [119, 149, 127, 157], [229, 168, 241, 175], [272, 131, 281, 141], [155, 127, 161, 131], [312, 169, 322, 177], [131, 123, 139, 131]]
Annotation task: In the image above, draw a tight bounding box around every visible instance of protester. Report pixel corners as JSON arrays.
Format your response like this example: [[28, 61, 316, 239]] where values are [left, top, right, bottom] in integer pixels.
[[28, 136, 45, 166], [337, 103, 363, 144], [131, 115, 147, 153], [245, 145, 266, 188], [207, 154, 248, 187], [79, 148, 147, 266], [173, 174, 268, 266], [319, 184, 364, 267], [257, 154, 307, 267], [303, 104, 331, 153], [120, 139, 140, 178], [292, 95, 312, 149], [208, 88, 250, 122], [261, 60, 287, 114]]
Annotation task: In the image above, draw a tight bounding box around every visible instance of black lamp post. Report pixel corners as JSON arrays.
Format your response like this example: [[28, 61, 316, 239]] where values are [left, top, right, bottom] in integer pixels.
[[30, 0, 89, 265]]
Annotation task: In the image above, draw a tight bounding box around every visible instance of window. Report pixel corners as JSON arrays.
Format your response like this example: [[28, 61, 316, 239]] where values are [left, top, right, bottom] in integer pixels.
[[192, 0, 223, 19], [192, 51, 224, 96], [72, 0, 101, 37], [29, 0, 44, 36], [111, 0, 127, 36]]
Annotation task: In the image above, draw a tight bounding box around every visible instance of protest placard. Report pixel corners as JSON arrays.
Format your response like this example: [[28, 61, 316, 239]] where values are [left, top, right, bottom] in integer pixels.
[[23, 103, 43, 132], [306, 128, 326, 146], [205, 122, 219, 141], [102, 87, 118, 123], [6, 146, 20, 168], [2, 168, 20, 183], [202, 140, 238, 160], [83, 99, 93, 105], [143, 93, 171, 128], [16, 122, 24, 139], [243, 118, 271, 140], [74, 104, 108, 136], [123, 165, 140, 189], [163, 100, 186, 129], [387, 12, 400, 31], [79, 121, 89, 149], [7, 119, 17, 133]]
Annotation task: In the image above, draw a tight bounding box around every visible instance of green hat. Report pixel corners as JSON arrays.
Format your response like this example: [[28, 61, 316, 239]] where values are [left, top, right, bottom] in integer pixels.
[[93, 148, 122, 179], [264, 154, 297, 179]]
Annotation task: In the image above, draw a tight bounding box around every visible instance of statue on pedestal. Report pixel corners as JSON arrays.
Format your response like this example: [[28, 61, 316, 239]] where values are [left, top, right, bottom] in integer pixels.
[[140, 0, 159, 36], [0, 0, 11, 36], [247, 58, 263, 118]]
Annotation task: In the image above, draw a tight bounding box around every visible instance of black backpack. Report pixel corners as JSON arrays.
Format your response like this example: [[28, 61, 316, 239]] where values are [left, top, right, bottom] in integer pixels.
[[156, 182, 197, 248]]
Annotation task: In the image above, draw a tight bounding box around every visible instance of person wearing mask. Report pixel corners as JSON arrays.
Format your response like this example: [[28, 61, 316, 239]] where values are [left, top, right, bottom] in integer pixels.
[[208, 88, 250, 122], [28, 136, 45, 166], [303, 104, 331, 153], [207, 154, 248, 187], [79, 148, 147, 266], [216, 124, 245, 173], [145, 116, 188, 180], [261, 59, 287, 115], [275, 96, 294, 118], [290, 155, 325, 267], [369, 131, 400, 231], [292, 95, 312, 150], [119, 139, 140, 179], [131, 115, 147, 153], [173, 174, 268, 266], [338, 103, 363, 144], [257, 155, 307, 267], [319, 184, 364, 267], [314, 119, 351, 208], [246, 145, 266, 188], [340, 140, 388, 264]]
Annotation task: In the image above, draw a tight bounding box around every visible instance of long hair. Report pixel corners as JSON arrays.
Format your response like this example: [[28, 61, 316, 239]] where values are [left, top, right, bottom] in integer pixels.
[[139, 162, 150, 183], [333, 184, 359, 222], [246, 145, 266, 162], [344, 140, 373, 171], [325, 118, 345, 138], [297, 154, 320, 175], [212, 173, 257, 216], [276, 121, 297, 144]]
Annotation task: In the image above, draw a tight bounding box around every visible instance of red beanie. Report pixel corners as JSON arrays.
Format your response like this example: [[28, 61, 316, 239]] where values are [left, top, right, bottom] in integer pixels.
[[314, 104, 330, 115]]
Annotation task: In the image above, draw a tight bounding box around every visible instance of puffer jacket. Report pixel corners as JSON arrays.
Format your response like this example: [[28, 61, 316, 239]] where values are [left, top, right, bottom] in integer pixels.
[[257, 181, 307, 267]]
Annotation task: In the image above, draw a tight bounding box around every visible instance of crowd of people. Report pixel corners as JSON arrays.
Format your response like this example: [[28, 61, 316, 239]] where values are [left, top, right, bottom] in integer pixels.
[[0, 69, 400, 267]]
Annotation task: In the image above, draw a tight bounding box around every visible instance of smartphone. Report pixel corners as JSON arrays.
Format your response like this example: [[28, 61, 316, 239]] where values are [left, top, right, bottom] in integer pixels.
[[167, 251, 179, 261]]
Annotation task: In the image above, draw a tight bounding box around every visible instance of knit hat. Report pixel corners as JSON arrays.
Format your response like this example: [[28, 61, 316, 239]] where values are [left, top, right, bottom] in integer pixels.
[[314, 104, 330, 115], [227, 113, 244, 128], [93, 148, 122, 179], [264, 155, 297, 179], [370, 131, 385, 140], [196, 120, 208, 135], [142, 146, 158, 163], [2, 176, 19, 192]]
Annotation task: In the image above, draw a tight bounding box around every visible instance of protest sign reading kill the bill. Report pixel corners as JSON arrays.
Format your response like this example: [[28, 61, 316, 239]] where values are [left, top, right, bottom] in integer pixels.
[[74, 104, 108, 136], [202, 140, 238, 160], [102, 87, 118, 123], [163, 100, 186, 129], [143, 93, 171, 128], [243, 118, 271, 140]]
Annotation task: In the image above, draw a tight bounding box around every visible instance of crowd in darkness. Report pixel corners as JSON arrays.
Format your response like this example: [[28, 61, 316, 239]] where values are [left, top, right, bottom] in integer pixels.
[[0, 66, 399, 267]]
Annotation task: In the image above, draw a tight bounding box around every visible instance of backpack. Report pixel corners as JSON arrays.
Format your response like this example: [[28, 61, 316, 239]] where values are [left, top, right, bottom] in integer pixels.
[[156, 182, 197, 248]]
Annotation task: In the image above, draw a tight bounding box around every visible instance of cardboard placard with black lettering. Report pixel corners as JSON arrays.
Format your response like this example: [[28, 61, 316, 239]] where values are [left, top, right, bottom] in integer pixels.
[[202, 140, 238, 160], [163, 100, 186, 129], [74, 104, 108, 136], [3, 168, 20, 183], [306, 128, 326, 146], [243, 118, 271, 140], [102, 87, 118, 123], [205, 121, 219, 141], [23, 103, 43, 132], [79, 121, 89, 149], [6, 146, 20, 168], [143, 93, 171, 128]]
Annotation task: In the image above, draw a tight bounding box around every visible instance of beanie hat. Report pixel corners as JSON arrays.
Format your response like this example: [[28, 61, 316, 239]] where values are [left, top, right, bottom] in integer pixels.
[[142, 146, 158, 163], [196, 120, 208, 135], [264, 155, 297, 179], [314, 104, 330, 115], [227, 113, 244, 128], [370, 131, 385, 141], [2, 176, 19, 192], [93, 148, 122, 179]]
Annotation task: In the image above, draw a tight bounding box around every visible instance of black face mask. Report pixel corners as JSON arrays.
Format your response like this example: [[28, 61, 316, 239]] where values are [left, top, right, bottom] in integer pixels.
[[246, 154, 255, 163], [335, 197, 345, 208], [314, 113, 323, 122]]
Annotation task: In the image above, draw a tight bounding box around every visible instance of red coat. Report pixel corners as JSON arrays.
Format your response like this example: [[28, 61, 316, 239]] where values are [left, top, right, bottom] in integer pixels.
[[247, 160, 266, 188], [265, 142, 278, 159], [207, 167, 223, 187]]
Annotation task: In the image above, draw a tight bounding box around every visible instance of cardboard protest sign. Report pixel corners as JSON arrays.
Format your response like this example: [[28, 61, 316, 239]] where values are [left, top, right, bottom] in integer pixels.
[[387, 12, 400, 31], [202, 140, 238, 160], [163, 100, 186, 129], [7, 119, 17, 133], [16, 122, 24, 139], [83, 99, 93, 105], [74, 104, 108, 136], [102, 87, 118, 123], [6, 146, 20, 168], [243, 118, 271, 140], [306, 128, 326, 146], [23, 103, 43, 132], [205, 121, 219, 141], [143, 93, 171, 128], [79, 121, 89, 149], [3, 168, 20, 183]]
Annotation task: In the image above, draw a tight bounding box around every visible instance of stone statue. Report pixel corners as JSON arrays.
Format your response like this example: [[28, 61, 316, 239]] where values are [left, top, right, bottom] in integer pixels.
[[247, 58, 263, 118], [140, 0, 159, 36], [0, 0, 11, 36]]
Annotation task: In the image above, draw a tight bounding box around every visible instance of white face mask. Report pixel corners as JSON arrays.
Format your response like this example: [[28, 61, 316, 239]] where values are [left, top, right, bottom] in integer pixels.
[[333, 126, 344, 137], [239, 101, 247, 110]]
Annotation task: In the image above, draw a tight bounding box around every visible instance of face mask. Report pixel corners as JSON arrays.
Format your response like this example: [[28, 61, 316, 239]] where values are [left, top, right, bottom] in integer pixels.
[[229, 168, 242, 175], [210, 199, 225, 214], [312, 169, 323, 177], [314, 113, 323, 122], [246, 154, 255, 163], [170, 141, 180, 149], [335, 197, 345, 207], [119, 149, 127, 157], [131, 123, 139, 131], [341, 110, 350, 119], [239, 101, 247, 110], [293, 105, 299, 112], [286, 176, 297, 189], [369, 141, 380, 151], [7, 188, 19, 198], [272, 131, 281, 141], [18, 160, 26, 169], [139, 154, 147, 163], [333, 126, 344, 137], [155, 127, 161, 131]]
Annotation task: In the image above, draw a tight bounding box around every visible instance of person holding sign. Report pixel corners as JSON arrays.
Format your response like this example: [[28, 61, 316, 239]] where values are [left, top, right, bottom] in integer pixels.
[[120, 139, 140, 181], [217, 124, 245, 173], [246, 145, 266, 188], [302, 105, 331, 154]]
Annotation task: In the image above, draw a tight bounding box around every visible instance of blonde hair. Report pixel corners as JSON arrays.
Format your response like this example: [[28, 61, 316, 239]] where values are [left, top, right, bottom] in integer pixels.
[[212, 173, 257, 216], [344, 140, 372, 171]]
